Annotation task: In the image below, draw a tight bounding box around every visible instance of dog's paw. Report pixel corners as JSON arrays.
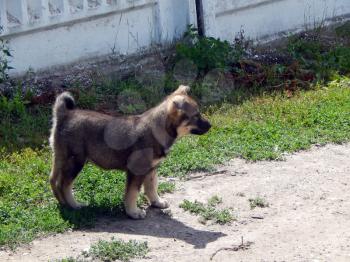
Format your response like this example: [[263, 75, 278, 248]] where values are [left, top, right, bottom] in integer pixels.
[[68, 202, 88, 210], [151, 199, 169, 209], [126, 208, 147, 219]]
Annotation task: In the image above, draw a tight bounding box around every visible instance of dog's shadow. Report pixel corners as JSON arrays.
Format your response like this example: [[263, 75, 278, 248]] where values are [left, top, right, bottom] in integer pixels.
[[59, 206, 226, 249]]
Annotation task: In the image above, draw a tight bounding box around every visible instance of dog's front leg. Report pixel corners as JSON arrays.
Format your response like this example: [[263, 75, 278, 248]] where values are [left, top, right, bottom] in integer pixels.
[[125, 172, 147, 219], [144, 170, 169, 209]]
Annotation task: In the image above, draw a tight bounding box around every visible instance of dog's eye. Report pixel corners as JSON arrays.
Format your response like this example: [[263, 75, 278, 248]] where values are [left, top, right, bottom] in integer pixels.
[[192, 113, 200, 120]]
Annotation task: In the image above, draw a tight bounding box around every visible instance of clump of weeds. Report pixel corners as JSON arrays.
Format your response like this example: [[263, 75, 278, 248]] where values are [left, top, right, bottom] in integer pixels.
[[180, 195, 234, 225]]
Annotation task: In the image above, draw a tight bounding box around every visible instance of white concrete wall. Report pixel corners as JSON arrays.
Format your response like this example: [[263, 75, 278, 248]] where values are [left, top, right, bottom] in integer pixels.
[[203, 0, 350, 41], [1, 0, 350, 76], [0, 0, 193, 76]]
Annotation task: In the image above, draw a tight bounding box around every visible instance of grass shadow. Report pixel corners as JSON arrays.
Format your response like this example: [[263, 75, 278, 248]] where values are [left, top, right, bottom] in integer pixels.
[[58, 205, 125, 229]]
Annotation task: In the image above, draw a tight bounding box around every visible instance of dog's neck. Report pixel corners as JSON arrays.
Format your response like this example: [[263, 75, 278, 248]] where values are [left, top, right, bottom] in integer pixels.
[[143, 102, 177, 154]]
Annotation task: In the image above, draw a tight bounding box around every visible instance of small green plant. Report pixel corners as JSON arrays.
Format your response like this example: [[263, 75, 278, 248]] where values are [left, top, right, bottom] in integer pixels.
[[87, 238, 149, 262], [249, 197, 269, 209], [207, 195, 222, 206], [180, 196, 234, 225], [180, 199, 207, 214], [214, 209, 233, 224], [176, 25, 244, 74], [158, 181, 176, 194], [54, 239, 148, 262]]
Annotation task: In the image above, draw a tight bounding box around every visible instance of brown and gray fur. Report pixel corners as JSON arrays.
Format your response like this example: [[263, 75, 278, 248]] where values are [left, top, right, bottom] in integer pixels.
[[49, 85, 211, 219]]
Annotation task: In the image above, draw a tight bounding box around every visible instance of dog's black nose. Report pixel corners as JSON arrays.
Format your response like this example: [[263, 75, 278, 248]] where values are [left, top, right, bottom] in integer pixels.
[[198, 119, 211, 134], [201, 120, 211, 132], [206, 122, 212, 130]]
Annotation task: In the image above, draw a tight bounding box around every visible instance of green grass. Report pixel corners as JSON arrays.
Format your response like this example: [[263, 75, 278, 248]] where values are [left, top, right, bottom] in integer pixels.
[[158, 181, 176, 194], [0, 149, 116, 248], [159, 77, 350, 176], [55, 238, 148, 262], [249, 197, 270, 209], [0, 78, 350, 248], [0, 94, 50, 152], [87, 238, 148, 262], [0, 149, 173, 248], [179, 196, 234, 225], [180, 200, 206, 214]]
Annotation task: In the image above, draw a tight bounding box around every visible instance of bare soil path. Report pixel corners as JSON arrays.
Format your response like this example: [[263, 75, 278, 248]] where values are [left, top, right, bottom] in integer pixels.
[[1, 144, 350, 262]]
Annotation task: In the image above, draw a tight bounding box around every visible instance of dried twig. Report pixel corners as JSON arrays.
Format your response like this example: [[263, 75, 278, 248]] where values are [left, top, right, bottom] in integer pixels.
[[188, 170, 228, 180], [210, 236, 254, 260]]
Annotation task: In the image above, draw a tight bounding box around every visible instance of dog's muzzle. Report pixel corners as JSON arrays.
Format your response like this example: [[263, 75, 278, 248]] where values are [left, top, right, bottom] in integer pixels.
[[191, 118, 211, 135]]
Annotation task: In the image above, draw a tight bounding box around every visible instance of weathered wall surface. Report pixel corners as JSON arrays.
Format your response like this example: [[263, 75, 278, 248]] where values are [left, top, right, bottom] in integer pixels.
[[0, 0, 349, 77], [203, 0, 350, 41], [0, 0, 195, 76]]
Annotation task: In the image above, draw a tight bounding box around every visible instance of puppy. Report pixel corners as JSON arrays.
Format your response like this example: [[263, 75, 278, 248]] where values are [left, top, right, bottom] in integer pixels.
[[49, 85, 211, 219]]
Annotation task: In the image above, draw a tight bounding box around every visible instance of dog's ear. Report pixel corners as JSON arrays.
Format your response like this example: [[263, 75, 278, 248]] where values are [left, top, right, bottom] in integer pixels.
[[168, 95, 187, 113], [173, 85, 190, 95], [173, 99, 185, 111]]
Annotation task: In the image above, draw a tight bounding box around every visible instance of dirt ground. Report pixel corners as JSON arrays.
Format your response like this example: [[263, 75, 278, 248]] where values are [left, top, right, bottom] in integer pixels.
[[1, 143, 350, 262]]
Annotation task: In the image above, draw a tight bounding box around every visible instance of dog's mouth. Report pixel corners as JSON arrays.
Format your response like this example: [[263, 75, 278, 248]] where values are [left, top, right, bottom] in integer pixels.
[[190, 128, 207, 135], [190, 120, 211, 135]]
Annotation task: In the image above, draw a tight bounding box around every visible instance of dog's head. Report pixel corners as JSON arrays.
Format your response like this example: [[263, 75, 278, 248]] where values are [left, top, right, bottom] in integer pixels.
[[167, 85, 211, 137]]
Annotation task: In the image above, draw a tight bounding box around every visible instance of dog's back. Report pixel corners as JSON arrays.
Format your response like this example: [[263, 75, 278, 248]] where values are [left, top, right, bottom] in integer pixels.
[[50, 92, 130, 170]]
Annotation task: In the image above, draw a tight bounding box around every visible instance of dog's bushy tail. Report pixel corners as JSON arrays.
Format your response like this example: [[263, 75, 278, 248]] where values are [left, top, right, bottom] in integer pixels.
[[53, 92, 75, 122], [50, 92, 75, 149]]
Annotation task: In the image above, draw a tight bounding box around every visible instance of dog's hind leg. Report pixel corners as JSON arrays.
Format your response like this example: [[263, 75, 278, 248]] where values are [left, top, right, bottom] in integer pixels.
[[144, 170, 169, 209], [125, 172, 146, 219], [60, 156, 86, 209], [50, 157, 67, 205]]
